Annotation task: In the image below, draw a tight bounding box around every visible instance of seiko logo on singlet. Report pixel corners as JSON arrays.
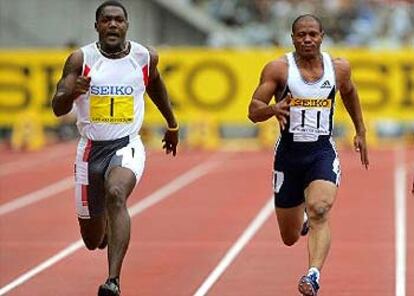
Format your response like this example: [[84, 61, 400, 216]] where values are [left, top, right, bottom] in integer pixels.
[[320, 80, 331, 89], [90, 85, 134, 96], [290, 98, 332, 108]]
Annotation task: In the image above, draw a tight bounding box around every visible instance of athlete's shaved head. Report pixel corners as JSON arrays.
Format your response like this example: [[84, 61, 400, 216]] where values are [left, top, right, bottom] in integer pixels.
[[96, 0, 128, 21], [292, 14, 323, 33]]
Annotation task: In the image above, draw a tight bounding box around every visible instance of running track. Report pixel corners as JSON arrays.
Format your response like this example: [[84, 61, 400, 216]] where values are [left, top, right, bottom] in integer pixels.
[[0, 142, 412, 295]]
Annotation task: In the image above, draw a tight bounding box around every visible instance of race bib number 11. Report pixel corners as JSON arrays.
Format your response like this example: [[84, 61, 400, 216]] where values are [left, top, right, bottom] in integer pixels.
[[90, 95, 134, 124]]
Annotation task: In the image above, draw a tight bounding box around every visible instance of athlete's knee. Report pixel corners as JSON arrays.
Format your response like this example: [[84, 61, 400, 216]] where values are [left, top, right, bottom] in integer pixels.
[[282, 236, 299, 246], [82, 235, 101, 250], [106, 185, 127, 209], [279, 231, 300, 246], [78, 218, 106, 250], [308, 200, 331, 222], [84, 241, 98, 251]]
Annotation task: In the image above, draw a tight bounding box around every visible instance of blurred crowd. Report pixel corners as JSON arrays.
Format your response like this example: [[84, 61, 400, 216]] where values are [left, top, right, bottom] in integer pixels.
[[188, 0, 414, 48]]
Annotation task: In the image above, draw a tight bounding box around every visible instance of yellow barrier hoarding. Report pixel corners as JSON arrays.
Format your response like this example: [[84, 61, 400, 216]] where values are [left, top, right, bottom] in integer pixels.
[[152, 48, 414, 125], [0, 48, 413, 145], [0, 50, 68, 126]]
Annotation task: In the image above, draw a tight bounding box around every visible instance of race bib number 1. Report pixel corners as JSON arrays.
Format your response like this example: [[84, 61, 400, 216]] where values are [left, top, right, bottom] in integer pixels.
[[90, 95, 134, 124]]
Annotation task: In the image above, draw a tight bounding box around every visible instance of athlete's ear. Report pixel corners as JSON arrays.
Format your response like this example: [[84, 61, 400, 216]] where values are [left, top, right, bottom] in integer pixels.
[[320, 30, 325, 40], [94, 22, 98, 32]]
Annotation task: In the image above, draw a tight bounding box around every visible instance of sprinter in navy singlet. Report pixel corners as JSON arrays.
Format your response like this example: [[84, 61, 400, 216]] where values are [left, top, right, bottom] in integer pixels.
[[248, 14, 369, 296]]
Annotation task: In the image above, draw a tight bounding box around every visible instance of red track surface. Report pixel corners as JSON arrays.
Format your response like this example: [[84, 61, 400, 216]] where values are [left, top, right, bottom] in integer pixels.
[[0, 142, 412, 296]]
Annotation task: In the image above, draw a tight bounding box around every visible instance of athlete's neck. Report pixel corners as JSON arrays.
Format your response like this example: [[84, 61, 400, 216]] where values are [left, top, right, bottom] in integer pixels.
[[97, 41, 130, 59], [294, 52, 323, 69]]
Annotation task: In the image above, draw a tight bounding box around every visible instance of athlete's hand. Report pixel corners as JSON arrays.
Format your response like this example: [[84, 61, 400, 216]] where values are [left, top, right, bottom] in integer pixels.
[[162, 129, 179, 156], [272, 93, 292, 130], [73, 76, 91, 97], [354, 133, 369, 169]]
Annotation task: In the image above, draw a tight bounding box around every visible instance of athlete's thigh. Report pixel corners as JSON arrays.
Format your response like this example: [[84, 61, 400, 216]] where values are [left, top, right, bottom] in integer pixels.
[[74, 138, 109, 246], [104, 137, 146, 200], [273, 150, 306, 234], [305, 143, 341, 188], [304, 144, 340, 207], [105, 135, 146, 190], [105, 166, 136, 201], [274, 148, 307, 208], [74, 137, 108, 219]]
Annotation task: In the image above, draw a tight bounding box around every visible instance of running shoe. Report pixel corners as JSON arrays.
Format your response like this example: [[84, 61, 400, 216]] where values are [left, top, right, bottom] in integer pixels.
[[98, 278, 120, 296], [298, 273, 319, 296]]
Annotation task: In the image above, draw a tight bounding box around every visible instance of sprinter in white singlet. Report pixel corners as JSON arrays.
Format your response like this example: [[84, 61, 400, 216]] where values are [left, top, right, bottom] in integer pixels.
[[248, 14, 369, 296], [52, 1, 179, 295]]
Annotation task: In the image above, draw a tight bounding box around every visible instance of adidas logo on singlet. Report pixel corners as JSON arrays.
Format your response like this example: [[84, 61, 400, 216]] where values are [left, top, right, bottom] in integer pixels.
[[320, 80, 331, 89]]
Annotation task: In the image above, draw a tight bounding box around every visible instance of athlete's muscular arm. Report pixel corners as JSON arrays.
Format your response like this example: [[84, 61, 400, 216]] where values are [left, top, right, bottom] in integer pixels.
[[248, 59, 291, 130], [145, 47, 178, 156], [335, 58, 369, 168], [52, 50, 90, 117]]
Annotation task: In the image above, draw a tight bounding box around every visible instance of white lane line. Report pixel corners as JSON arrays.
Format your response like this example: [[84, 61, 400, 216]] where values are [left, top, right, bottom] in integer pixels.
[[0, 177, 73, 216], [128, 160, 219, 216], [395, 146, 406, 296], [0, 241, 84, 296], [0, 158, 220, 296], [193, 197, 273, 296], [0, 151, 160, 217], [0, 144, 75, 177]]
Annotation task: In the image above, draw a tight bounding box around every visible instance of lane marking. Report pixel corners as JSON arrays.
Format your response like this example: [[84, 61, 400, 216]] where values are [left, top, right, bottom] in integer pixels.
[[0, 151, 158, 216], [395, 146, 406, 296], [0, 241, 84, 295], [0, 158, 220, 296], [0, 177, 73, 216], [0, 143, 75, 177], [194, 197, 273, 296]]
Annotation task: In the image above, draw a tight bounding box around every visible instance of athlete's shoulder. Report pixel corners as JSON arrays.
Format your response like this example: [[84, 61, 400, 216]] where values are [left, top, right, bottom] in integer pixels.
[[141, 44, 159, 67], [260, 56, 288, 84], [129, 41, 156, 63], [67, 49, 84, 67], [264, 55, 288, 71], [59, 49, 83, 77], [332, 57, 352, 80], [129, 41, 152, 54], [79, 42, 95, 50], [144, 45, 158, 59], [79, 42, 98, 57], [262, 56, 288, 75]]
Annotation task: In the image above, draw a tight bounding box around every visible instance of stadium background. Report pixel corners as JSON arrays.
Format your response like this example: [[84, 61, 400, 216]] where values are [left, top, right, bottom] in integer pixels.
[[0, 1, 414, 296], [0, 0, 413, 150]]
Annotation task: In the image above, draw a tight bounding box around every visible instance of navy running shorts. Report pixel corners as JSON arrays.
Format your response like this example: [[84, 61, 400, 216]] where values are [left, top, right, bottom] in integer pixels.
[[273, 136, 341, 208]]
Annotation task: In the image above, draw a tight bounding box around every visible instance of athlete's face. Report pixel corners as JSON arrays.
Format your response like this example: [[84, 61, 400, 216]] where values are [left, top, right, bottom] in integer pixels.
[[95, 6, 129, 49], [291, 19, 324, 58]]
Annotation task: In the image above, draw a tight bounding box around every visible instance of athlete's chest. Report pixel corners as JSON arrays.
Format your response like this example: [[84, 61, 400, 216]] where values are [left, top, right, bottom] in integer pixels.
[[81, 59, 145, 124], [298, 67, 324, 83], [89, 59, 144, 87], [288, 67, 335, 98]]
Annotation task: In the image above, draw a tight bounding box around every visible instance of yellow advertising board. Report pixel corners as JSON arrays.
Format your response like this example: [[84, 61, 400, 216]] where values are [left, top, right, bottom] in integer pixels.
[[0, 48, 413, 147], [152, 48, 414, 124]]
